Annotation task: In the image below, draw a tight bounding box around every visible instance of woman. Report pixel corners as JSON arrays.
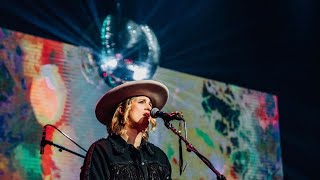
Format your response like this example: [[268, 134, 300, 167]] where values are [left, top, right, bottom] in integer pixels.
[[80, 80, 172, 180]]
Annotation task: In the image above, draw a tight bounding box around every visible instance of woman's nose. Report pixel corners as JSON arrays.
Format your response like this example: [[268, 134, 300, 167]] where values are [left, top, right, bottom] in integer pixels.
[[145, 104, 152, 111]]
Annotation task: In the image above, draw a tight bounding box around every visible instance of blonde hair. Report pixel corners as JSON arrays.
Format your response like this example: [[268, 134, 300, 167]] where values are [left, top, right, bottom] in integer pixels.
[[107, 97, 157, 141]]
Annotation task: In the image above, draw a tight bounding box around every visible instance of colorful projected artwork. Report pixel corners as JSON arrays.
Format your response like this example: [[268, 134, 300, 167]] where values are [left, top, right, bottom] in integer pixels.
[[0, 27, 283, 179], [153, 69, 282, 179]]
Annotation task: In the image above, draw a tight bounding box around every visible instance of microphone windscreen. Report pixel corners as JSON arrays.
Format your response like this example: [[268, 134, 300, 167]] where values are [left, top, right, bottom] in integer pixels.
[[150, 108, 159, 118]]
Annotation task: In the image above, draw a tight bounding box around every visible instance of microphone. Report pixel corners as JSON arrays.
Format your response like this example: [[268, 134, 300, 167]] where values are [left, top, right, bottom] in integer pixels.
[[40, 125, 47, 155], [150, 108, 184, 121]]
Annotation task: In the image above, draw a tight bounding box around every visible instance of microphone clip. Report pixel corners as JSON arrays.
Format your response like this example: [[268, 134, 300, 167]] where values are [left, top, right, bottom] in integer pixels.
[[150, 108, 185, 122], [169, 111, 184, 121]]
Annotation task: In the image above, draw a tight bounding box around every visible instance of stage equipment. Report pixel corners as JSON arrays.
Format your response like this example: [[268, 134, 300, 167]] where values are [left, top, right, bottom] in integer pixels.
[[97, 1, 160, 87], [40, 124, 86, 158], [154, 108, 227, 180]]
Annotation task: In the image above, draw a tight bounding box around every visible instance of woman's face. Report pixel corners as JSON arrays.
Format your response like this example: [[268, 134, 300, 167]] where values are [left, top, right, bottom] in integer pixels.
[[127, 96, 152, 130]]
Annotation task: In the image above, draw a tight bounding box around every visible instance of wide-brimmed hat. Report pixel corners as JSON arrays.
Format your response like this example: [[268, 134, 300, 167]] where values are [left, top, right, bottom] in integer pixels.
[[95, 80, 169, 125]]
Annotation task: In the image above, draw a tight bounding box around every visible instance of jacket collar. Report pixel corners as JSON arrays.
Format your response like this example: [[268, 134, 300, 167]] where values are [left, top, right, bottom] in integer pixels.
[[109, 134, 155, 155]]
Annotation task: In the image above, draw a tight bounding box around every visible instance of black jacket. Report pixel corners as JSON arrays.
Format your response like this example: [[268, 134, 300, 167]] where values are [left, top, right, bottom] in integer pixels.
[[80, 134, 172, 180]]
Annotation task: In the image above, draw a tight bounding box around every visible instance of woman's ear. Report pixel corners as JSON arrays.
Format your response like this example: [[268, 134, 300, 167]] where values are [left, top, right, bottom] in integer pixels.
[[118, 106, 124, 115]]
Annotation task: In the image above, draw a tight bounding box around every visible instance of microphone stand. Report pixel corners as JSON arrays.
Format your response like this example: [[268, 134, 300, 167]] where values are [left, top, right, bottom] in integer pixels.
[[41, 139, 85, 158], [162, 119, 227, 180], [40, 124, 86, 158]]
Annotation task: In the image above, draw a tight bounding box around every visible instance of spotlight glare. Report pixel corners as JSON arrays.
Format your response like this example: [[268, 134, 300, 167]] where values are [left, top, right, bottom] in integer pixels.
[[127, 65, 149, 80], [100, 57, 118, 71]]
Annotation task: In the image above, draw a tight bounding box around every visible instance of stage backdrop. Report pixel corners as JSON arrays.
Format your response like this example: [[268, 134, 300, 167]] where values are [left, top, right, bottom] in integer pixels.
[[0, 27, 283, 180]]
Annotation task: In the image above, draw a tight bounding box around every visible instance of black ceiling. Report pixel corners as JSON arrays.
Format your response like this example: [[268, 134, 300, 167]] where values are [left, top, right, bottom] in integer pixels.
[[0, 0, 319, 178]]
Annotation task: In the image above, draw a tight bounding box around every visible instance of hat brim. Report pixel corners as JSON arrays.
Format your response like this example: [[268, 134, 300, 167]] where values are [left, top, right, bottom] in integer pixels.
[[95, 80, 169, 125]]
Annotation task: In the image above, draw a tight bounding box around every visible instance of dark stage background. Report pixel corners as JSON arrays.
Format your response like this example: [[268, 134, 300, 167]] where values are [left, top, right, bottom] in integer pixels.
[[0, 0, 319, 179]]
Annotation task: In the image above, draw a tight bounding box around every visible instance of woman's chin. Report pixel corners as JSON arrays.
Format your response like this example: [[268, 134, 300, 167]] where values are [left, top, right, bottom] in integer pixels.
[[139, 118, 149, 129]]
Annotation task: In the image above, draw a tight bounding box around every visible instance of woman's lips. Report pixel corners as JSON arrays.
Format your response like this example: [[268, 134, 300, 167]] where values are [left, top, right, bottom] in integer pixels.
[[143, 112, 150, 118]]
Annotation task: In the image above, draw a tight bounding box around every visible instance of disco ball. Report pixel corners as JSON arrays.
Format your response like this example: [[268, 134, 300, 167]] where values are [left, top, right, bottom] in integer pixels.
[[98, 15, 160, 87]]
